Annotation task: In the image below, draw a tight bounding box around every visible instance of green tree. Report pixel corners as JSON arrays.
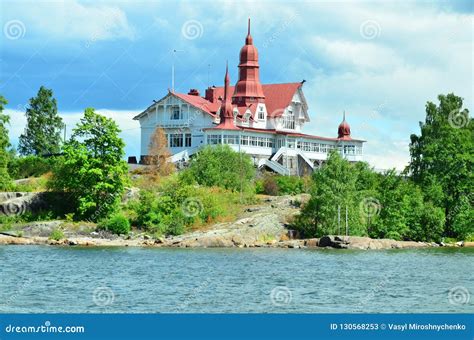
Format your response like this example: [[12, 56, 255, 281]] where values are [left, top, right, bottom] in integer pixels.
[[409, 93, 473, 238], [0, 95, 12, 190], [18, 86, 63, 156], [296, 151, 364, 237], [185, 145, 255, 192], [49, 108, 128, 221]]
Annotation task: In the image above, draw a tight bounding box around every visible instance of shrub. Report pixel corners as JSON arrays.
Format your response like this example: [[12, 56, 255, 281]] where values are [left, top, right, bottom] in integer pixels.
[[8, 155, 56, 179], [256, 173, 310, 196], [129, 176, 247, 236], [186, 145, 255, 192], [49, 229, 64, 241], [263, 175, 279, 196], [98, 214, 131, 235]]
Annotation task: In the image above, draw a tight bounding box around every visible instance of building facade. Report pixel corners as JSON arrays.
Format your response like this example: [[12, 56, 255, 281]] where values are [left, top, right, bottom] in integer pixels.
[[133, 20, 365, 175]]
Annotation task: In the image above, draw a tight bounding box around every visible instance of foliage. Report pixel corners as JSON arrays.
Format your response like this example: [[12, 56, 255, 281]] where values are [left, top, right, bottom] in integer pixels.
[[409, 93, 473, 239], [128, 175, 245, 236], [49, 108, 128, 221], [8, 155, 57, 179], [295, 153, 448, 242], [256, 173, 310, 196], [0, 95, 13, 190], [49, 228, 64, 241], [147, 127, 175, 177], [18, 86, 64, 156], [260, 173, 279, 195], [185, 145, 255, 192], [98, 213, 131, 235], [295, 151, 364, 238]]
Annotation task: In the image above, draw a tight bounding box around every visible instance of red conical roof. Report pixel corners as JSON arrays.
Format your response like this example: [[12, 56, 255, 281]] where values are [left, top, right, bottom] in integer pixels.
[[216, 63, 239, 130], [233, 19, 265, 105], [338, 111, 351, 139]]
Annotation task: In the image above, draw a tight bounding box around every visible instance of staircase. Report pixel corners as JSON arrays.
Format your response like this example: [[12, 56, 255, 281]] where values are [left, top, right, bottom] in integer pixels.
[[258, 159, 290, 176], [295, 150, 314, 169], [169, 146, 201, 163]]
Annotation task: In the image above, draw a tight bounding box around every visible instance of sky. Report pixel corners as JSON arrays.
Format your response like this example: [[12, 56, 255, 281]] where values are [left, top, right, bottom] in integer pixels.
[[0, 0, 472, 170]]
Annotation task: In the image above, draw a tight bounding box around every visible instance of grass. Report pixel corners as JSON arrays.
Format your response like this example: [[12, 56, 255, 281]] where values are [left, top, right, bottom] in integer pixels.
[[49, 229, 64, 241]]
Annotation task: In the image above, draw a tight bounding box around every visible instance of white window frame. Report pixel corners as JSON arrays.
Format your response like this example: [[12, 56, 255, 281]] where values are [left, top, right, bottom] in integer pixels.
[[170, 105, 181, 120]]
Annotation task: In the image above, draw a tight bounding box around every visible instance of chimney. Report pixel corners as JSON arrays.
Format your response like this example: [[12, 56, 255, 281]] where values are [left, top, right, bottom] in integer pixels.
[[205, 86, 217, 102], [188, 88, 200, 96]]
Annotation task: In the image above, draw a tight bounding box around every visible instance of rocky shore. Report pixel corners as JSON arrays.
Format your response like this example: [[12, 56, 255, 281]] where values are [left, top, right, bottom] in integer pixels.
[[0, 195, 470, 250]]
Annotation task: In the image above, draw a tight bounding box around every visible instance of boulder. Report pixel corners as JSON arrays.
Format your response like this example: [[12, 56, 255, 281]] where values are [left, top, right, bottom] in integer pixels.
[[304, 238, 319, 247], [0, 192, 48, 216]]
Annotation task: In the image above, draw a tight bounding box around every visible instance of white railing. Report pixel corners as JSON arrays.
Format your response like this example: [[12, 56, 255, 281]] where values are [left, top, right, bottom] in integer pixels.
[[259, 159, 290, 176], [271, 147, 288, 162], [295, 150, 314, 169], [169, 146, 201, 163]]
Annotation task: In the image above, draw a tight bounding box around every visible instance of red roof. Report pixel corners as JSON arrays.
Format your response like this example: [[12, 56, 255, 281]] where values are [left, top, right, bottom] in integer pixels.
[[173, 92, 219, 117], [206, 83, 302, 117]]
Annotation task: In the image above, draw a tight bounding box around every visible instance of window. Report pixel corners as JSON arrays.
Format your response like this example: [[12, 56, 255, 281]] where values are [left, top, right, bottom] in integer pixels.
[[241, 136, 249, 146], [207, 134, 221, 145], [185, 134, 192, 147], [170, 106, 181, 120], [283, 108, 295, 129], [344, 145, 356, 155], [258, 107, 265, 120], [170, 133, 183, 147], [287, 139, 295, 148], [223, 135, 238, 145]]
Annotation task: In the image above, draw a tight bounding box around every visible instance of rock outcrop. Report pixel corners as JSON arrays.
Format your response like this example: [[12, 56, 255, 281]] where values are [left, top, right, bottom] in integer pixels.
[[317, 235, 430, 250], [0, 192, 48, 216]]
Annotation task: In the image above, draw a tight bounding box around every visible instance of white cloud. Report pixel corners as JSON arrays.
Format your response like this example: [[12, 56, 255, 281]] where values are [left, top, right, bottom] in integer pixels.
[[3, 0, 135, 41]]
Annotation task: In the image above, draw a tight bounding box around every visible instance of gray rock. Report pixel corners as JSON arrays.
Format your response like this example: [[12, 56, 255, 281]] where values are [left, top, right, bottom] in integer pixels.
[[0, 192, 48, 216]]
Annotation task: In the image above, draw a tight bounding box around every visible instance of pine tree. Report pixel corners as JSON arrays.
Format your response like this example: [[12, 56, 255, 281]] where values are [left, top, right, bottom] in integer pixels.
[[18, 86, 64, 156]]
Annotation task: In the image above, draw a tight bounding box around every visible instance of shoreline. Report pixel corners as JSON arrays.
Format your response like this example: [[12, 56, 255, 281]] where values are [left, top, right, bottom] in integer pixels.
[[1, 233, 470, 250]]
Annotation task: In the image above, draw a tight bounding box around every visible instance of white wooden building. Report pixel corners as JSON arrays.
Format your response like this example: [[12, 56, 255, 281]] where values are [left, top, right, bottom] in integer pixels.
[[133, 20, 365, 175]]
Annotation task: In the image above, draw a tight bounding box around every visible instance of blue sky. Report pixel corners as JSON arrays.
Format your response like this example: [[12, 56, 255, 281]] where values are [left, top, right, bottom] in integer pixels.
[[1, 0, 472, 169]]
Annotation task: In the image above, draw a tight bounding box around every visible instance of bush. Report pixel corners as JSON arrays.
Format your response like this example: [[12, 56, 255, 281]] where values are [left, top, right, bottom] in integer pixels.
[[98, 214, 131, 235], [8, 155, 57, 179], [275, 175, 307, 195], [129, 176, 247, 236], [186, 145, 255, 192], [256, 173, 310, 196], [49, 229, 64, 241], [263, 175, 279, 195]]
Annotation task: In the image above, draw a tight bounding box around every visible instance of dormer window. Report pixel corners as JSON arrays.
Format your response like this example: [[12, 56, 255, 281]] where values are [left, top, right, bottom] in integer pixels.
[[258, 106, 265, 120], [243, 112, 251, 126], [283, 108, 295, 129], [170, 105, 181, 120]]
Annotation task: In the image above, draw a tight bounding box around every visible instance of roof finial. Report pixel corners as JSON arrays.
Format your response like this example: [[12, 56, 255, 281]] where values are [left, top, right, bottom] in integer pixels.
[[343, 110, 346, 121], [245, 18, 253, 45], [224, 61, 230, 99]]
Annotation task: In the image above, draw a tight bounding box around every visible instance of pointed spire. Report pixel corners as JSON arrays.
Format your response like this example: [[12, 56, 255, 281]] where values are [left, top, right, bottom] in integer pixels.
[[224, 61, 230, 100], [246, 18, 253, 45], [343, 110, 346, 121]]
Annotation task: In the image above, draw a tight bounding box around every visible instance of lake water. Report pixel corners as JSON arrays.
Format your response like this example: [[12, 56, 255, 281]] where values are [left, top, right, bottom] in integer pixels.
[[0, 246, 472, 313]]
